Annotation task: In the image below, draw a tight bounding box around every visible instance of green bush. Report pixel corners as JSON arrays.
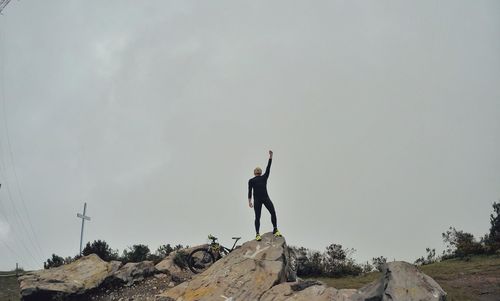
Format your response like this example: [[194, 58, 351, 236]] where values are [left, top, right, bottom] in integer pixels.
[[484, 202, 500, 253], [173, 250, 189, 270], [371, 256, 387, 272], [442, 227, 484, 259], [289, 244, 363, 278], [414, 248, 438, 265], [44, 254, 65, 269], [361, 261, 373, 273], [122, 244, 151, 263], [82, 240, 119, 261], [324, 244, 362, 277], [157, 244, 174, 257]]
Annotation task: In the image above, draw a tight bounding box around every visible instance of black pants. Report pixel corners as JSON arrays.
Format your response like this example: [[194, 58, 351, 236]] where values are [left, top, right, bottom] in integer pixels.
[[254, 198, 277, 234]]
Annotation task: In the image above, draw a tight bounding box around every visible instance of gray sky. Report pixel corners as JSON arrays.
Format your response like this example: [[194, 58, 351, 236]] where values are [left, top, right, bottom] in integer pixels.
[[0, 1, 499, 270]]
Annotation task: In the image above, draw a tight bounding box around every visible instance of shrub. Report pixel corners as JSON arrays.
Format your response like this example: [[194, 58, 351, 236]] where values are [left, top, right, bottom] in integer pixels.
[[361, 261, 373, 273], [82, 240, 119, 261], [122, 244, 151, 263], [442, 227, 484, 259], [415, 248, 438, 265], [290, 244, 363, 278], [323, 244, 362, 277], [484, 202, 500, 253], [371, 256, 387, 272], [303, 250, 325, 277], [44, 254, 64, 269], [156, 244, 174, 258], [173, 250, 189, 270]]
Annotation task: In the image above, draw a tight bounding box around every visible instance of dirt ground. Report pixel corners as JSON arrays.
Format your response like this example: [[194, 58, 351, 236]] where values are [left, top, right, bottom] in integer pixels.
[[80, 274, 174, 301], [0, 274, 20, 301], [72, 269, 196, 301]]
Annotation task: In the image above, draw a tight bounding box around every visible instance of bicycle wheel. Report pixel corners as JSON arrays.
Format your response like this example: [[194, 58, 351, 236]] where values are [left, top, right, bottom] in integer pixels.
[[188, 248, 216, 274]]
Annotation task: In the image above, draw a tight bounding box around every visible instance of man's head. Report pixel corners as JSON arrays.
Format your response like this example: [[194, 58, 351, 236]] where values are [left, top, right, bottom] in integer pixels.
[[254, 167, 262, 176]]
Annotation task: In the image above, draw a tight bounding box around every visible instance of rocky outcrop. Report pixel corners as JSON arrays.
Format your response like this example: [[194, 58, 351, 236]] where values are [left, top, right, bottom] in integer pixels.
[[235, 262, 447, 301], [157, 232, 294, 301], [18, 246, 198, 300], [18, 236, 447, 301], [156, 233, 446, 301], [107, 260, 157, 286], [18, 254, 121, 301]]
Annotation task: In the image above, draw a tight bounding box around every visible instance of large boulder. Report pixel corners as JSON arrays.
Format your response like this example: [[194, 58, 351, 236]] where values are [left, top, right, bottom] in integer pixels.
[[260, 262, 446, 301], [155, 244, 208, 282], [260, 280, 357, 301], [108, 260, 157, 286], [156, 232, 294, 300], [18, 254, 121, 300], [353, 261, 447, 301]]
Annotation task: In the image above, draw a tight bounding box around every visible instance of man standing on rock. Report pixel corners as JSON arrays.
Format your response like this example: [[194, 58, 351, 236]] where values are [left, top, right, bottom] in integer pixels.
[[248, 150, 282, 241]]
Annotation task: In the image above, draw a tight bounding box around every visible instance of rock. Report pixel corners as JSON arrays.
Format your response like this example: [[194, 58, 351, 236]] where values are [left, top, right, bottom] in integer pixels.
[[171, 274, 188, 283], [110, 260, 124, 273], [156, 232, 293, 301], [258, 261, 446, 301], [18, 254, 118, 300], [154, 273, 168, 279], [155, 245, 207, 277], [354, 261, 447, 301], [18, 238, 446, 301], [109, 261, 156, 286], [260, 280, 357, 301], [155, 235, 446, 301]]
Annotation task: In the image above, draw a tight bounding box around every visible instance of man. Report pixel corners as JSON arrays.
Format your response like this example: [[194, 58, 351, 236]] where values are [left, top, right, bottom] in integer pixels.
[[248, 150, 282, 241]]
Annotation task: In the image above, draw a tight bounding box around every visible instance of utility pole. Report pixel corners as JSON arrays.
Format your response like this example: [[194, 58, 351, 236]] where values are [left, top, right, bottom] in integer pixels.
[[76, 202, 91, 255]]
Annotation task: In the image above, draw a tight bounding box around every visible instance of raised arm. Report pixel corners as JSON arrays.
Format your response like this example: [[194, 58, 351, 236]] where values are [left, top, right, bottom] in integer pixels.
[[263, 150, 273, 178]]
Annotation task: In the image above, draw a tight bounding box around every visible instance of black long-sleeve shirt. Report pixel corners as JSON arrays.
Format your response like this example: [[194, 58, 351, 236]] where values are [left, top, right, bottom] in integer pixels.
[[248, 159, 272, 200]]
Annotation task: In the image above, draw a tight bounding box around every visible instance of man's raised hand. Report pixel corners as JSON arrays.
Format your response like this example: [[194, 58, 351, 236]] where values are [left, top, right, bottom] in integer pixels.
[[269, 150, 273, 158]]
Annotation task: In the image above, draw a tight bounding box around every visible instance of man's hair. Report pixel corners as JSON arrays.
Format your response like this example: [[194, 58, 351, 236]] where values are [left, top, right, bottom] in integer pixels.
[[254, 167, 262, 175]]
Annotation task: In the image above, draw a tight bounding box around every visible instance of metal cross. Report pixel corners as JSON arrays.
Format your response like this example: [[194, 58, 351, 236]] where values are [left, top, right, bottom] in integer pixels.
[[77, 202, 91, 255]]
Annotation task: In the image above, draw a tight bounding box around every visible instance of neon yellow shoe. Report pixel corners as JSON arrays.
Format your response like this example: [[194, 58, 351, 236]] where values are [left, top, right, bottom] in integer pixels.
[[255, 234, 262, 241], [273, 230, 282, 237]]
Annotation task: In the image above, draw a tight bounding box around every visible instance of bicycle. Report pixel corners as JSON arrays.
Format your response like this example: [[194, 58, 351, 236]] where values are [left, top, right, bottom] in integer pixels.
[[187, 234, 241, 274]]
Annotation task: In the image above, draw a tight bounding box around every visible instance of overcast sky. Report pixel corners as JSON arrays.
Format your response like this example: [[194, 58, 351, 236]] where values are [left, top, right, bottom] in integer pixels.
[[0, 1, 499, 271]]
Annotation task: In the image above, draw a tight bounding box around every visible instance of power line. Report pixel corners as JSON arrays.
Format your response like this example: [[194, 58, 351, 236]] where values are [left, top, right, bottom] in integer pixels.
[[0, 108, 46, 259], [0, 183, 40, 268], [0, 16, 44, 261], [0, 183, 40, 267], [1, 236, 16, 259], [0, 19, 43, 268], [0, 0, 12, 15]]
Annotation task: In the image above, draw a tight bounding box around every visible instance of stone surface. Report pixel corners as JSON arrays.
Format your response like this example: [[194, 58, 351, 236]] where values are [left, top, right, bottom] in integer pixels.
[[109, 261, 156, 286], [155, 245, 208, 278], [156, 232, 293, 301], [17, 238, 447, 301], [354, 261, 447, 301], [261, 280, 357, 301], [155, 235, 446, 301], [18, 254, 119, 300]]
